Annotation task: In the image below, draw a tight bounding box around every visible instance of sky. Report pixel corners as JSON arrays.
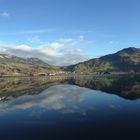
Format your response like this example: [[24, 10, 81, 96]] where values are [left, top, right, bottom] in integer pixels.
[[0, 0, 140, 66]]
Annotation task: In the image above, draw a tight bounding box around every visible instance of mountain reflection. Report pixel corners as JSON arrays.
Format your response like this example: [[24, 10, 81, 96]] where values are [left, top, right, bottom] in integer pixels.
[[0, 75, 140, 101], [70, 75, 140, 100], [0, 77, 64, 100]]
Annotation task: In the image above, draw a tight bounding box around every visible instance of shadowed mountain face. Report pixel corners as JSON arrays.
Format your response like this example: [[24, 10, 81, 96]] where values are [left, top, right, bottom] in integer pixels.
[[68, 47, 140, 72], [68, 75, 140, 100], [0, 75, 140, 101]]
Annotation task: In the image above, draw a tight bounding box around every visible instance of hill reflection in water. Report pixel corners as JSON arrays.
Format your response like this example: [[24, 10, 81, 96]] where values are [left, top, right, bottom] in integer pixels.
[[0, 75, 140, 140], [0, 75, 140, 101]]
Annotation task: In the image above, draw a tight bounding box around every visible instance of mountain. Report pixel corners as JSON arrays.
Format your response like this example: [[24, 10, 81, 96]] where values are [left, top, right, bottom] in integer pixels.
[[0, 54, 62, 76], [0, 47, 140, 76], [0, 54, 49, 65], [67, 47, 140, 73]]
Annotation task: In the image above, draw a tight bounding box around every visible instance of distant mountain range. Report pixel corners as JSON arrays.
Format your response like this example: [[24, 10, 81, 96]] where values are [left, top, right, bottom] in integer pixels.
[[67, 47, 140, 73], [0, 47, 140, 76], [0, 54, 62, 76], [0, 54, 48, 65]]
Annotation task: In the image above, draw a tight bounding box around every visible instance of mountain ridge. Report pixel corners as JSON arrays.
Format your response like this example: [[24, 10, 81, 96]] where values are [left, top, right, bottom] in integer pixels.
[[0, 54, 49, 65], [67, 47, 140, 73], [0, 54, 63, 76], [0, 47, 140, 76]]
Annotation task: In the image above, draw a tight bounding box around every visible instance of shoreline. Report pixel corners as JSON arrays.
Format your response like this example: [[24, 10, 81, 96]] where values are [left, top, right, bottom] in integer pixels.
[[0, 73, 139, 78]]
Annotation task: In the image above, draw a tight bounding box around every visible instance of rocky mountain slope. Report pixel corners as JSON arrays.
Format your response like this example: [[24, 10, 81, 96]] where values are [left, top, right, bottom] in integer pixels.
[[67, 47, 140, 73], [0, 47, 140, 76], [0, 54, 62, 76]]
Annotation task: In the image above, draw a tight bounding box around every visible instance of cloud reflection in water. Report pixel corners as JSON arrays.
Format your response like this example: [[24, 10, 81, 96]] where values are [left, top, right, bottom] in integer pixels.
[[0, 84, 123, 115]]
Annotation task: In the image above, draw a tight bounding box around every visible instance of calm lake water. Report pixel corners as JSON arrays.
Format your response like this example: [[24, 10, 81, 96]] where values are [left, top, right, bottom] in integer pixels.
[[0, 75, 140, 140]]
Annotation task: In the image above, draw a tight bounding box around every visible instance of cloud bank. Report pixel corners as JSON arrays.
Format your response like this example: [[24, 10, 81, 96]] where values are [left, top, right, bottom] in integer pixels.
[[0, 36, 89, 66]]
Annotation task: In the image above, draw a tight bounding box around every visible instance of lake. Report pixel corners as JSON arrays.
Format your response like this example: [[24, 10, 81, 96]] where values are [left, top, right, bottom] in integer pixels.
[[0, 75, 140, 140]]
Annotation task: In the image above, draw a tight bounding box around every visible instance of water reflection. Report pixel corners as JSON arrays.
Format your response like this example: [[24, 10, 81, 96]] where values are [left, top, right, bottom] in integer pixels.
[[0, 75, 140, 116], [0, 77, 64, 100], [0, 75, 140, 101], [0, 84, 124, 113], [70, 75, 140, 100], [0, 75, 140, 140]]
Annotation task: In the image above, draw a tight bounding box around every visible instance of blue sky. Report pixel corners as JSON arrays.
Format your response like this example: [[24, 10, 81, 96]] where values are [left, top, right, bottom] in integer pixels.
[[0, 0, 140, 65]]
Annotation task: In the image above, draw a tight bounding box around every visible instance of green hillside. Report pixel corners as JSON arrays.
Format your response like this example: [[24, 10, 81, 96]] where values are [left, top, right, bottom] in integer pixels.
[[0, 47, 140, 76], [67, 47, 140, 73], [0, 54, 63, 76]]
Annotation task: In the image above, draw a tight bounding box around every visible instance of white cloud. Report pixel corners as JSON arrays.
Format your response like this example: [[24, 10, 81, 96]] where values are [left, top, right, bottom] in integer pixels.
[[58, 35, 85, 46], [108, 40, 119, 47], [19, 29, 54, 34], [43, 42, 63, 49], [27, 36, 41, 43], [4, 29, 54, 35], [16, 45, 33, 51], [0, 36, 89, 66], [0, 11, 9, 17]]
